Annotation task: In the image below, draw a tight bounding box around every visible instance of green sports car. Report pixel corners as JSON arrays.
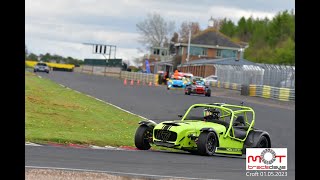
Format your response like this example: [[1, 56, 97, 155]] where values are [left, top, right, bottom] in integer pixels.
[[134, 103, 271, 156]]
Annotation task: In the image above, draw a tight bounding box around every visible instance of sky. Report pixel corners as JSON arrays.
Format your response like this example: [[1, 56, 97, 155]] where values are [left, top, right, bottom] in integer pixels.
[[25, 0, 294, 65]]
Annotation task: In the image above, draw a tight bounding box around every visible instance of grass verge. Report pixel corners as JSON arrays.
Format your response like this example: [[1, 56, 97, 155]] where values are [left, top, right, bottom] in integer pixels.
[[25, 71, 143, 147]]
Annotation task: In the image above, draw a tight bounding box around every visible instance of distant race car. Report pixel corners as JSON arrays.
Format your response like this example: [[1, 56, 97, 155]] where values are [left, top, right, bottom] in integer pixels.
[[34, 62, 50, 73], [134, 103, 271, 156], [167, 72, 192, 90], [185, 76, 211, 97]]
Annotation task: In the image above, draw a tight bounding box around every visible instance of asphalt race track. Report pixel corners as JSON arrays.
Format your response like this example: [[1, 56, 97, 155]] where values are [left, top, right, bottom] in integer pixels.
[[26, 71, 295, 180]]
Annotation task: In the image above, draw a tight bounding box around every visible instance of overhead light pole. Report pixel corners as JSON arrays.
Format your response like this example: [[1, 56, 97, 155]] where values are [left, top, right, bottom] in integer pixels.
[[186, 29, 191, 72]]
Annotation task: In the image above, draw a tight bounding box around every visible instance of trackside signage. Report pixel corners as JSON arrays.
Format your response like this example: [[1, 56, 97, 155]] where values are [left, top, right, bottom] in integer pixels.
[[246, 148, 287, 170]]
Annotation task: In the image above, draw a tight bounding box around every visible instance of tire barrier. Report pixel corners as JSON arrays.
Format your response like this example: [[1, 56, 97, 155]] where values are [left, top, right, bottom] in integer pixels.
[[80, 65, 121, 77], [209, 81, 242, 91], [249, 84, 294, 101]]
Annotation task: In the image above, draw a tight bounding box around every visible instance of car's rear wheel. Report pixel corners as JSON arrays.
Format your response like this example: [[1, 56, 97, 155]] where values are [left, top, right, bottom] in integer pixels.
[[134, 125, 153, 150], [187, 88, 191, 95], [205, 89, 211, 97], [197, 132, 218, 156], [256, 136, 269, 148]]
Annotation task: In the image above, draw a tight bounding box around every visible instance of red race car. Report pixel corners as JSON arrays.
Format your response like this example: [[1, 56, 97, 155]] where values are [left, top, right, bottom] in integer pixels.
[[184, 76, 211, 97]]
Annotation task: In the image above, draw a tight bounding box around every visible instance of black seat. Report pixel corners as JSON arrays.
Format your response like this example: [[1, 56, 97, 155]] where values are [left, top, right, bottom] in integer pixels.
[[231, 116, 248, 139], [232, 127, 247, 139], [233, 116, 245, 126]]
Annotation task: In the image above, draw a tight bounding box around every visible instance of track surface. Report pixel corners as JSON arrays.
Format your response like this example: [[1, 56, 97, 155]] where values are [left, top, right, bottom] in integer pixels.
[[26, 71, 295, 180]]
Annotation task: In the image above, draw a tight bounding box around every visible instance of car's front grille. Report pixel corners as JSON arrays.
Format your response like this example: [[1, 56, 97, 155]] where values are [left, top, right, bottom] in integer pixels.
[[154, 130, 177, 142]]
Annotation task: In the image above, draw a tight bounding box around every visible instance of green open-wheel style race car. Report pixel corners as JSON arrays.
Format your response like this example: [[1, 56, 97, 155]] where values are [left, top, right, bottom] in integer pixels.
[[134, 103, 271, 156]]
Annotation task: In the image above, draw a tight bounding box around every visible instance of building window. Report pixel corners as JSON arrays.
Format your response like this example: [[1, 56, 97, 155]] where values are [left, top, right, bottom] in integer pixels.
[[190, 47, 207, 56], [178, 47, 183, 55], [216, 49, 221, 57], [153, 49, 160, 55]]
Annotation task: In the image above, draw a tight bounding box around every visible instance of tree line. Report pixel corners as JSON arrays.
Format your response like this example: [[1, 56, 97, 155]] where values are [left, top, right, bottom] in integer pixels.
[[220, 10, 295, 65], [25, 47, 84, 66]]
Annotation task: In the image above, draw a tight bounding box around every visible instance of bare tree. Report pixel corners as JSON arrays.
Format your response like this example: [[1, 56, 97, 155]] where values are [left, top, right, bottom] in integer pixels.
[[136, 12, 175, 49], [211, 18, 224, 31], [133, 57, 144, 67], [179, 22, 201, 42], [170, 32, 179, 43]]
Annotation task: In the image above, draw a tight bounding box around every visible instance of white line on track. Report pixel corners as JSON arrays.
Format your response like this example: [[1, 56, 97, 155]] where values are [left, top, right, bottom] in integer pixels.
[[38, 75, 42, 79], [56, 83, 149, 120], [25, 142, 42, 146], [25, 166, 222, 180]]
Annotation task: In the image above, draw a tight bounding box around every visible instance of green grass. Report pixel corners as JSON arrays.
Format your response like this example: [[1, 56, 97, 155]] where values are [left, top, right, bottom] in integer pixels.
[[25, 71, 143, 147]]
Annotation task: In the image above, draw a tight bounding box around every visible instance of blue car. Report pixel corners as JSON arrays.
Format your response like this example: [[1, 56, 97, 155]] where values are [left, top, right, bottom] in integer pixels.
[[167, 77, 191, 90]]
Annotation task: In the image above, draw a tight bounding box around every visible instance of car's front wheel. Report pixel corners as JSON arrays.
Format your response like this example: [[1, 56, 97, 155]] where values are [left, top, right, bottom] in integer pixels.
[[197, 131, 218, 156], [134, 125, 153, 150]]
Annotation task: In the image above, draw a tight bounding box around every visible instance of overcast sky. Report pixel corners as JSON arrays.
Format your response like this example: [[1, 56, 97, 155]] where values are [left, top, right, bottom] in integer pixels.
[[25, 0, 294, 64]]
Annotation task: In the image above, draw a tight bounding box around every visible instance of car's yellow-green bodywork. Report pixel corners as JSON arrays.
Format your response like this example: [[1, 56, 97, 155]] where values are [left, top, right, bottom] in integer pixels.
[[135, 103, 271, 156]]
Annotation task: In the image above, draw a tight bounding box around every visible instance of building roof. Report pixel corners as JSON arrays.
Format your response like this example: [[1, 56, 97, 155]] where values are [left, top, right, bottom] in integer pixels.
[[180, 28, 241, 48], [149, 61, 173, 66], [178, 57, 256, 66]]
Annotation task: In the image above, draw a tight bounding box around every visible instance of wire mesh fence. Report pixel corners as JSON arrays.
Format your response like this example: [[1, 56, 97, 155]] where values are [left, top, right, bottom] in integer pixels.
[[214, 64, 295, 89]]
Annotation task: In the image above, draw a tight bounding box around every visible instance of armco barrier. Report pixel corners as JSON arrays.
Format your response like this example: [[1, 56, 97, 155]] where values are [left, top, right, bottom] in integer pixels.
[[25, 60, 75, 70], [248, 84, 295, 101], [120, 71, 159, 84]]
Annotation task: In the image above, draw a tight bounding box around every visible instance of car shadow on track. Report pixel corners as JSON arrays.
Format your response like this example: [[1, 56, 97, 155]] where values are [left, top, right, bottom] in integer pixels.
[[167, 91, 213, 98], [151, 149, 246, 159]]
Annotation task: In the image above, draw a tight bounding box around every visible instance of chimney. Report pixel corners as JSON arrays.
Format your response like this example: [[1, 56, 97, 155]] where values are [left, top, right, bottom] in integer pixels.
[[208, 16, 214, 28], [236, 48, 244, 61]]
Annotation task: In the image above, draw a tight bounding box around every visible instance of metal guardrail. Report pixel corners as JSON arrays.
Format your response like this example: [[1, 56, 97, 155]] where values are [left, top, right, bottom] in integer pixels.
[[249, 84, 295, 101], [120, 71, 159, 84], [214, 64, 295, 89]]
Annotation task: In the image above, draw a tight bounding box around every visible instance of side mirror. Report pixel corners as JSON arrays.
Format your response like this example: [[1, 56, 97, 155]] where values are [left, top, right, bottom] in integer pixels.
[[178, 114, 183, 118]]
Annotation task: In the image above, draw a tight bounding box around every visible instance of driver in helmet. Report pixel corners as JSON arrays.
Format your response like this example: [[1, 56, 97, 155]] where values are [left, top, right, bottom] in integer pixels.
[[203, 108, 219, 122]]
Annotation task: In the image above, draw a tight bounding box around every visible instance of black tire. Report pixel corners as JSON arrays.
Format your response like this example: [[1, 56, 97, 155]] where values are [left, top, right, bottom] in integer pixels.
[[167, 87, 170, 90], [197, 132, 218, 156], [134, 125, 153, 150], [255, 136, 269, 148], [205, 90, 211, 97], [34, 70, 36, 72], [187, 88, 191, 95], [46, 71, 49, 74]]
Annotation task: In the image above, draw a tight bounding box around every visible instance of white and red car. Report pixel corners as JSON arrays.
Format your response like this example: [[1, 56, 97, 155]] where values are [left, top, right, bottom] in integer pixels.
[[184, 76, 211, 97]]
